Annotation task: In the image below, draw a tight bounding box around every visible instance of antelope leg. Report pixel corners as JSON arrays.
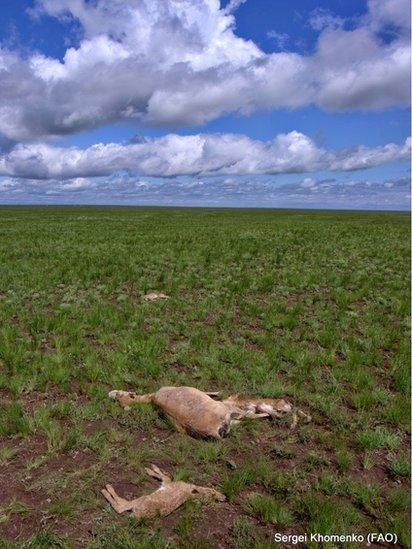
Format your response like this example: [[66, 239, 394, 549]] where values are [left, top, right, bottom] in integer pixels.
[[101, 484, 135, 514], [245, 412, 271, 419], [205, 391, 222, 399], [145, 464, 172, 484]]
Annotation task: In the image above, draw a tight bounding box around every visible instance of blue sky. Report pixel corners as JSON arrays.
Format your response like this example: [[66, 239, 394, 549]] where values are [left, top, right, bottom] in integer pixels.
[[0, 0, 410, 208]]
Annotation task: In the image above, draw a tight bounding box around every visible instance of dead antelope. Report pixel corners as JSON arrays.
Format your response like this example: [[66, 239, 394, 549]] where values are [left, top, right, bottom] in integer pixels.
[[142, 292, 169, 301], [102, 464, 225, 519], [108, 386, 307, 439]]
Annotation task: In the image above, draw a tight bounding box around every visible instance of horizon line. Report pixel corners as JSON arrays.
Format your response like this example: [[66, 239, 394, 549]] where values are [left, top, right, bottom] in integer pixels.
[[0, 203, 410, 214]]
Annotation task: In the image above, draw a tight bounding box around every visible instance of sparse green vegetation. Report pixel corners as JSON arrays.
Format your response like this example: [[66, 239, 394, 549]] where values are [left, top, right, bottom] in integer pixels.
[[230, 516, 259, 548], [387, 455, 411, 478], [245, 493, 294, 526], [0, 206, 410, 547]]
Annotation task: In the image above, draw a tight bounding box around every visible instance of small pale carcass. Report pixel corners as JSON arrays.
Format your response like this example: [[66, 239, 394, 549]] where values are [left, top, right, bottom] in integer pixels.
[[102, 464, 225, 519]]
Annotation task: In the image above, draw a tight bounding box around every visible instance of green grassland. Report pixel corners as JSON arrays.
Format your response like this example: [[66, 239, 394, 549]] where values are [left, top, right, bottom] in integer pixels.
[[0, 206, 410, 548]]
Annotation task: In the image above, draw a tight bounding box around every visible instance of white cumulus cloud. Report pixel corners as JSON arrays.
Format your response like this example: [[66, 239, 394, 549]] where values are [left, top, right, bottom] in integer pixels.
[[0, 0, 409, 140], [0, 132, 409, 179]]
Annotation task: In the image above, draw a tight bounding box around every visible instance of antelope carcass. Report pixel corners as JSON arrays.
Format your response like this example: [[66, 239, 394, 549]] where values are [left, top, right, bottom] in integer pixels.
[[102, 464, 225, 519], [108, 386, 303, 439]]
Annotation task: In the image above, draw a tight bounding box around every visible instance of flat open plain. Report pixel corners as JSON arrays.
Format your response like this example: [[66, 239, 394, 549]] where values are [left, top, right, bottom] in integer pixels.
[[0, 206, 410, 547]]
